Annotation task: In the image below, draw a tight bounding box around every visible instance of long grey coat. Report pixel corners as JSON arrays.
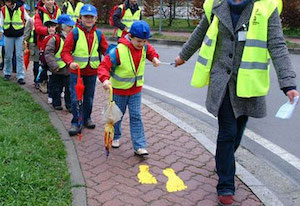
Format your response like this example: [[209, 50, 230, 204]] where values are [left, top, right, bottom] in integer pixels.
[[179, 0, 297, 118]]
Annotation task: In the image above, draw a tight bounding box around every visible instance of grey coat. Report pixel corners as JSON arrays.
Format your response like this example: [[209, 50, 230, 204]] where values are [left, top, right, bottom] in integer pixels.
[[179, 0, 297, 118], [24, 18, 40, 62]]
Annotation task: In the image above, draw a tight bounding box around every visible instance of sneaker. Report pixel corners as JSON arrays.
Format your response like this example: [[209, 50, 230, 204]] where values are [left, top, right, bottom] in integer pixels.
[[84, 119, 96, 129], [61, 91, 65, 98], [17, 78, 26, 85], [68, 125, 79, 136], [54, 105, 63, 110], [4, 75, 10, 81], [134, 148, 149, 156], [48, 97, 53, 104], [112, 140, 120, 148], [218, 195, 234, 206], [39, 81, 47, 94]]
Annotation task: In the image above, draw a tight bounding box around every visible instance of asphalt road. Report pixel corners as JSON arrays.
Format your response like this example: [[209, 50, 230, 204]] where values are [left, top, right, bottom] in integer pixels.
[[143, 44, 300, 185]]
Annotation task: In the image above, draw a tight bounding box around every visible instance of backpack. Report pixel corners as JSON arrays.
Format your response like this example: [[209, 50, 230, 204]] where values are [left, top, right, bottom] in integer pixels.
[[109, 4, 125, 27], [39, 34, 61, 70], [72, 27, 103, 58]]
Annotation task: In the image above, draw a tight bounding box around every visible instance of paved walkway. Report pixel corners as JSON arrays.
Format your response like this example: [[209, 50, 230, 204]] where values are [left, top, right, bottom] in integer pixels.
[[16, 68, 263, 206]]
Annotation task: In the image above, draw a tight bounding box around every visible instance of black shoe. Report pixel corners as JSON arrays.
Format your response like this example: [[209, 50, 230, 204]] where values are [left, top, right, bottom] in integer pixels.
[[84, 120, 96, 129], [17, 78, 26, 85], [66, 107, 72, 113], [54, 105, 63, 110], [4, 75, 10, 81], [68, 125, 79, 136]]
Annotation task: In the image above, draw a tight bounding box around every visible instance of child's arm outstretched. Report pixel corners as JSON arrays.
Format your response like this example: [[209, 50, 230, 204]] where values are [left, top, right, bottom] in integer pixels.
[[98, 54, 114, 90], [146, 43, 160, 67]]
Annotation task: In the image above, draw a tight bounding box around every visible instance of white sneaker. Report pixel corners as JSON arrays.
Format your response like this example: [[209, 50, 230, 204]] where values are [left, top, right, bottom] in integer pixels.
[[61, 91, 65, 98], [112, 140, 120, 148], [134, 148, 149, 156], [48, 97, 53, 104]]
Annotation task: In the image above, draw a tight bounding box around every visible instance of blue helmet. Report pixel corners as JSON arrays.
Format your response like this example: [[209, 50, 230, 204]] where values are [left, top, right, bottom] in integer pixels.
[[80, 4, 97, 17], [58, 14, 75, 26], [129, 21, 151, 39]]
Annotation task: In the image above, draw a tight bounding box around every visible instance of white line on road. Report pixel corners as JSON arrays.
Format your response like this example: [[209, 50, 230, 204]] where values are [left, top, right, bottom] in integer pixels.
[[143, 84, 300, 172]]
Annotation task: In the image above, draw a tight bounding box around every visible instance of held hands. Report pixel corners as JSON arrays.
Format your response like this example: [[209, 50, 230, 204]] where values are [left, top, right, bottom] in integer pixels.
[[152, 57, 161, 67], [70, 62, 79, 70], [287, 90, 300, 104], [174, 56, 185, 67], [103, 79, 112, 90]]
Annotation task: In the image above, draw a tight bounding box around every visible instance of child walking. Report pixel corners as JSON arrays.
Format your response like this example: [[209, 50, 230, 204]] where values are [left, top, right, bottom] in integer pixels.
[[61, 4, 108, 136], [44, 14, 75, 111], [98, 20, 160, 156]]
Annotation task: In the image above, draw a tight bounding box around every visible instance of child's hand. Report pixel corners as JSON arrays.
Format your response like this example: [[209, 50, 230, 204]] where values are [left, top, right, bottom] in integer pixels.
[[175, 56, 185, 67], [70, 62, 79, 70], [152, 57, 160, 67], [103, 79, 112, 90]]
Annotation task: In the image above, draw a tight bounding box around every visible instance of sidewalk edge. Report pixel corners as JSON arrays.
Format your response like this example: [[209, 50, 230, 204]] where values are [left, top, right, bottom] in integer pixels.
[[142, 98, 283, 206], [23, 87, 87, 206]]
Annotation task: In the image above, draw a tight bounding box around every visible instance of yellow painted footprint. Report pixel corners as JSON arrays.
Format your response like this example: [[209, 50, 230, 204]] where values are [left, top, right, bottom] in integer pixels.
[[137, 165, 157, 184], [163, 168, 187, 192]]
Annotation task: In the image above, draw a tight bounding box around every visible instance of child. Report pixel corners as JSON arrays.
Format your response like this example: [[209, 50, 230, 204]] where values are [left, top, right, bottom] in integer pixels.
[[98, 20, 160, 156], [62, 0, 84, 22], [34, 0, 61, 95], [61, 4, 108, 136], [44, 15, 75, 111], [0, 0, 30, 84]]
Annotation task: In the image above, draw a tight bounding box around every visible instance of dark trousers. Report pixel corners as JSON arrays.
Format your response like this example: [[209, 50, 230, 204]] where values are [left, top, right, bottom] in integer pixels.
[[69, 73, 97, 126], [33, 61, 39, 83], [51, 74, 71, 108], [216, 89, 248, 196]]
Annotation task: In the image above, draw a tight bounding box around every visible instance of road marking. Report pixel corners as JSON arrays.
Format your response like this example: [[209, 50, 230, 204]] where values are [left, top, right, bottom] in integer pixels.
[[137, 165, 157, 184], [143, 85, 300, 172], [163, 168, 187, 192]]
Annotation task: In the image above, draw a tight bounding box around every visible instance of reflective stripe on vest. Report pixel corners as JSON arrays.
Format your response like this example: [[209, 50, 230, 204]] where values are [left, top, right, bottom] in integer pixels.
[[72, 29, 100, 69], [110, 43, 146, 89], [191, 0, 279, 98], [55, 37, 66, 69], [3, 6, 25, 30], [117, 5, 141, 37], [64, 1, 83, 21]]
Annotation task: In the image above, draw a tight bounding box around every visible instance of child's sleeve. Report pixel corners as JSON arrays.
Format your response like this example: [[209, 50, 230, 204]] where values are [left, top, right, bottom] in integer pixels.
[[34, 11, 48, 36], [98, 48, 120, 83], [44, 38, 59, 73], [99, 33, 109, 55], [61, 31, 74, 66], [146, 43, 159, 61]]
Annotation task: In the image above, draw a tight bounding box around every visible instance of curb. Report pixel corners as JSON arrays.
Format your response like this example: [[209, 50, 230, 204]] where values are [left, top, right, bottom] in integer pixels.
[[142, 97, 284, 206], [23, 87, 87, 206], [106, 36, 300, 54]]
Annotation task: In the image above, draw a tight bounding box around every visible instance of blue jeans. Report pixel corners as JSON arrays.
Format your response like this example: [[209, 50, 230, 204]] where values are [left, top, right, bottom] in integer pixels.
[[216, 89, 248, 196], [3, 36, 24, 79], [69, 73, 96, 126], [113, 92, 146, 151]]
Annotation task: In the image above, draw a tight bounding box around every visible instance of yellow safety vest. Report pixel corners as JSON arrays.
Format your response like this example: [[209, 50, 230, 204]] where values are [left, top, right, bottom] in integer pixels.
[[191, 0, 281, 98], [117, 4, 141, 38], [3, 6, 25, 30], [42, 8, 61, 24], [54, 37, 66, 69], [64, 1, 84, 21], [110, 43, 146, 89], [29, 18, 35, 43], [72, 28, 100, 69]]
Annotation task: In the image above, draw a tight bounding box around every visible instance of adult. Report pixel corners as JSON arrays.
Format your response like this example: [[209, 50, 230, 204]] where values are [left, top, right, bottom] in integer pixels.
[[112, 0, 141, 38], [62, 0, 84, 22], [174, 0, 299, 205]]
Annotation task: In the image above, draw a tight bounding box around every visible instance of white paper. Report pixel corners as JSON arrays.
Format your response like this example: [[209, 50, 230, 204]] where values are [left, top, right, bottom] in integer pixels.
[[275, 96, 299, 119], [238, 31, 247, 41]]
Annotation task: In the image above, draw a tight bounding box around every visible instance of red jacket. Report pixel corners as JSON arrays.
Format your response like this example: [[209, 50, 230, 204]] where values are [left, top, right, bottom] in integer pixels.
[[34, 0, 61, 49], [61, 23, 108, 76], [98, 36, 159, 96]]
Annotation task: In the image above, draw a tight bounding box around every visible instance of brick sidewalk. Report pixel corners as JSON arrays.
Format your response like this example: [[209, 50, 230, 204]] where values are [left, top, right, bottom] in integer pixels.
[[23, 69, 262, 206]]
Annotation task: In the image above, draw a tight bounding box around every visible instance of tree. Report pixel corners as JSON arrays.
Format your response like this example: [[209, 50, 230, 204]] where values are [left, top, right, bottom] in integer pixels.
[[143, 0, 159, 26], [91, 0, 123, 24], [281, 0, 300, 29], [191, 0, 204, 19]]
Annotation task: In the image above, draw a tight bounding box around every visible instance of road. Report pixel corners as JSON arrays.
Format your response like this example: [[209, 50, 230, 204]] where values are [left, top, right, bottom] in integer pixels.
[[143, 44, 300, 203]]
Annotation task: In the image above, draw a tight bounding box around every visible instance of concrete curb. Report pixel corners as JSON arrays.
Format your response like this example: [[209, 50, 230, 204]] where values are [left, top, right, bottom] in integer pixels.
[[106, 36, 300, 54], [23, 87, 87, 206], [142, 97, 284, 206]]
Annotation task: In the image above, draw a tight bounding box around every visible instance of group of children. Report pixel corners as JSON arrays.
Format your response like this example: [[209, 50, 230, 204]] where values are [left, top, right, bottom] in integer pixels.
[[1, 0, 161, 156]]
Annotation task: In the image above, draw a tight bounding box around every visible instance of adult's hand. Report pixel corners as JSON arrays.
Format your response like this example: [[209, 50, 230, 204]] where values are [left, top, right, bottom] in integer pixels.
[[174, 56, 185, 67], [287, 89, 300, 103]]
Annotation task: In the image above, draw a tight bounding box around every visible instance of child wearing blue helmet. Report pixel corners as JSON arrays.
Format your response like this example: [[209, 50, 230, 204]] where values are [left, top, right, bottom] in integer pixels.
[[98, 20, 161, 156]]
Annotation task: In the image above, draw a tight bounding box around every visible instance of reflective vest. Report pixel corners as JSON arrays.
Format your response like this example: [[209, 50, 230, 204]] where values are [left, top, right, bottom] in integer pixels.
[[191, 0, 282, 98], [64, 1, 84, 21], [29, 18, 35, 43], [72, 28, 100, 69], [3, 6, 25, 30], [55, 37, 66, 69], [42, 8, 61, 24], [110, 43, 146, 89], [117, 5, 141, 38]]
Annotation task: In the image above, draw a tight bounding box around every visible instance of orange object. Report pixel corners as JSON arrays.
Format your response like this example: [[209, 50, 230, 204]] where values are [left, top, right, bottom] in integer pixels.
[[75, 65, 84, 141], [24, 42, 30, 71]]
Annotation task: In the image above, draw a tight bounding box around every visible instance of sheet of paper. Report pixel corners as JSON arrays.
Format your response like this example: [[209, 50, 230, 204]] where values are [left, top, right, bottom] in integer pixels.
[[275, 96, 299, 119]]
